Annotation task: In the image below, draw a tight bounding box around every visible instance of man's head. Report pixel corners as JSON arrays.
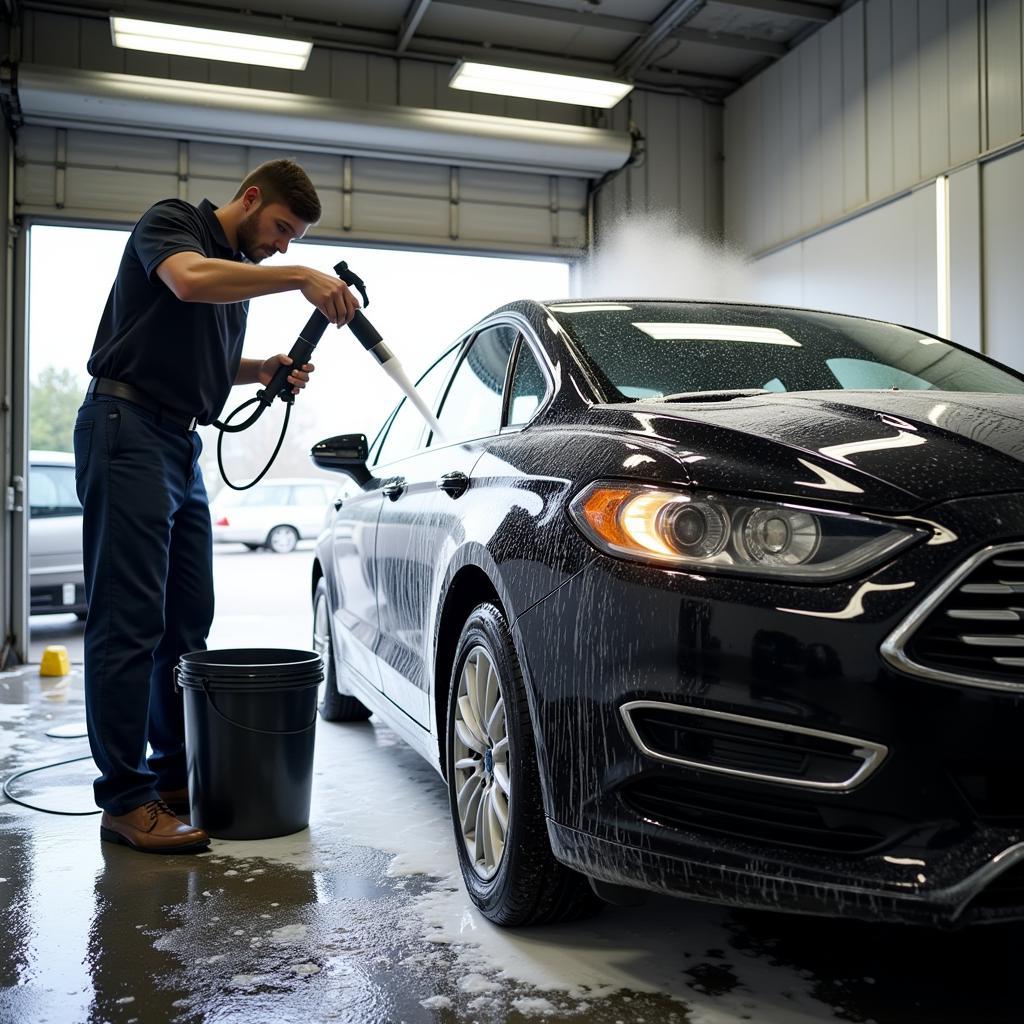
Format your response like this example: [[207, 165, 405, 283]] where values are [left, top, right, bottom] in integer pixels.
[[232, 159, 321, 263]]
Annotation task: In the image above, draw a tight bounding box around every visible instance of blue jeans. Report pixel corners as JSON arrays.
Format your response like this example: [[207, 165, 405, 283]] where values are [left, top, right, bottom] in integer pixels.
[[74, 395, 214, 815]]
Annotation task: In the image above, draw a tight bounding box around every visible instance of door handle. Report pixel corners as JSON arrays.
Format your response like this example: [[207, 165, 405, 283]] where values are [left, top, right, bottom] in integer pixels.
[[333, 498, 344, 511], [382, 477, 406, 501], [437, 471, 469, 498]]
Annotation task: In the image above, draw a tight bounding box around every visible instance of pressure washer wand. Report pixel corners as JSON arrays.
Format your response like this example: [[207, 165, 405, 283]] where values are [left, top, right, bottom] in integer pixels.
[[260, 260, 445, 438], [214, 260, 444, 490]]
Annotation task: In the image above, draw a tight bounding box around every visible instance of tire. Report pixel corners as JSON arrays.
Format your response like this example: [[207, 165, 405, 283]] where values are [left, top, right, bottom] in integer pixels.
[[446, 602, 599, 926], [266, 524, 299, 553], [313, 578, 371, 722]]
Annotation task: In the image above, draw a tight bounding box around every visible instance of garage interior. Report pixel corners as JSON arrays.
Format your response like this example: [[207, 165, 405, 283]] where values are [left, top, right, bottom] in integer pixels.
[[1, 1, 1022, 1022]]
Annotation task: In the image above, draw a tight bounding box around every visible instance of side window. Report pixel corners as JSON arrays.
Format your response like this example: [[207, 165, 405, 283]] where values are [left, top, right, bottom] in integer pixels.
[[243, 485, 289, 507], [434, 325, 517, 444], [29, 465, 81, 517], [375, 346, 460, 467], [506, 341, 547, 426]]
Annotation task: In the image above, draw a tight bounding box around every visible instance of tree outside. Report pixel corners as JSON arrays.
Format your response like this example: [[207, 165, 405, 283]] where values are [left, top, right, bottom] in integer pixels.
[[30, 366, 83, 452]]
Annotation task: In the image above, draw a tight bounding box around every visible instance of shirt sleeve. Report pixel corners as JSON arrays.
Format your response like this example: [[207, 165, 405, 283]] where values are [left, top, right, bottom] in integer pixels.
[[132, 200, 206, 282]]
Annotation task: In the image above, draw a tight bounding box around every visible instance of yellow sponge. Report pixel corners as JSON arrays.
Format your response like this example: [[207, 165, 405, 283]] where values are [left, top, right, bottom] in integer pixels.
[[40, 645, 71, 677]]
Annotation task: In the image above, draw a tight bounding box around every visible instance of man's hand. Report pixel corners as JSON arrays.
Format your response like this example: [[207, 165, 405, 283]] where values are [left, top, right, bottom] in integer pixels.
[[300, 268, 360, 326], [258, 354, 316, 395]]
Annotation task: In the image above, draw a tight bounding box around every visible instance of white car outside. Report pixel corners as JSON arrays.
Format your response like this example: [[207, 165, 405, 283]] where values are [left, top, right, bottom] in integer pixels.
[[210, 478, 335, 553], [29, 449, 87, 616]]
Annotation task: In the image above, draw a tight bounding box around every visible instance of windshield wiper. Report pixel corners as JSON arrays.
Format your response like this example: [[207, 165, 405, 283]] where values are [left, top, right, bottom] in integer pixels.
[[655, 388, 773, 403]]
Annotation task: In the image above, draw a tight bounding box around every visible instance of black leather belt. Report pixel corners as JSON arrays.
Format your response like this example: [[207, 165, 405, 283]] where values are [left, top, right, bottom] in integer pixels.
[[87, 378, 199, 431]]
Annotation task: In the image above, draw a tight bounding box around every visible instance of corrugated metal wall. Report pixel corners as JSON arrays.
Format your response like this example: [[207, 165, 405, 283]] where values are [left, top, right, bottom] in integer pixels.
[[727, 0, 1024, 367], [598, 90, 723, 242], [724, 0, 1013, 255]]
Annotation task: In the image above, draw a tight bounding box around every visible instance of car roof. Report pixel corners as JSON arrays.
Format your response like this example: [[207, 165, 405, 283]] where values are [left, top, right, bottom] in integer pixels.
[[29, 450, 76, 465]]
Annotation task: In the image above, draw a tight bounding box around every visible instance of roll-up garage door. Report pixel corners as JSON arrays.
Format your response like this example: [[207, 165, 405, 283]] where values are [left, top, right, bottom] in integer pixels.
[[14, 67, 633, 255]]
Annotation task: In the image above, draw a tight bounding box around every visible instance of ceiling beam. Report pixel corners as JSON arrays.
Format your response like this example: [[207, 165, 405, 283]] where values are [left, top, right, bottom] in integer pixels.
[[674, 26, 784, 56], [396, 0, 432, 53], [438, 0, 784, 56], [615, 0, 707, 79], [437, 0, 649, 35], [713, 0, 834, 23]]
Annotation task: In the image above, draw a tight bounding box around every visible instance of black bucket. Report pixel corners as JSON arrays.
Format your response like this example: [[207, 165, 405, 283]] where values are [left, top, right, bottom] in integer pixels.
[[177, 648, 323, 840]]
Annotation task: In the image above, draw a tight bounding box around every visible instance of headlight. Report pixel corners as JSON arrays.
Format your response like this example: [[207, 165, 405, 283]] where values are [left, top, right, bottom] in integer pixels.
[[569, 481, 927, 580]]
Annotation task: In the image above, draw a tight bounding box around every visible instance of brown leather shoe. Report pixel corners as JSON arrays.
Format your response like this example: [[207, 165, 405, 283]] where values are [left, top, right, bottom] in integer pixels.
[[100, 799, 209, 854], [157, 786, 191, 815]]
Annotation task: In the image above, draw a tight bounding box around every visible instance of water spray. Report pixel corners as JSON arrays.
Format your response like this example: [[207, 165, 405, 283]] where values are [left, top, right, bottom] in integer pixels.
[[214, 260, 444, 489]]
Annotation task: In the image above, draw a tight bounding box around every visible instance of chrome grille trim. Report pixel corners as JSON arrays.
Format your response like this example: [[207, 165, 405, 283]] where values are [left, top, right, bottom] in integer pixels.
[[619, 700, 888, 792], [882, 542, 1024, 693]]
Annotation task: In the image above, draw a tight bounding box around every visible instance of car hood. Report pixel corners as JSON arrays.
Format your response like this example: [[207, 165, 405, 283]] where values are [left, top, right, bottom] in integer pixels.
[[592, 390, 1024, 511]]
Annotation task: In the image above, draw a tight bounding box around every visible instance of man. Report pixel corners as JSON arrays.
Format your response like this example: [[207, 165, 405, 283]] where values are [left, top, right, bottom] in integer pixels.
[[75, 159, 358, 853]]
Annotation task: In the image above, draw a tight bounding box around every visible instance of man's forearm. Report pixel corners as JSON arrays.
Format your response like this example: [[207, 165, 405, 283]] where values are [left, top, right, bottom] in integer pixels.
[[175, 257, 307, 304], [234, 358, 263, 386]]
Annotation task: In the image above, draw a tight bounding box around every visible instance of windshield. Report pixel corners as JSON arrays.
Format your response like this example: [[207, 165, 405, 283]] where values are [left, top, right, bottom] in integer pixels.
[[547, 302, 1024, 400]]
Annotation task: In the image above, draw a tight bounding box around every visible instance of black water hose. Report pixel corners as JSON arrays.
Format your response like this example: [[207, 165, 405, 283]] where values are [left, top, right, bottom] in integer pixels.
[[212, 262, 388, 490]]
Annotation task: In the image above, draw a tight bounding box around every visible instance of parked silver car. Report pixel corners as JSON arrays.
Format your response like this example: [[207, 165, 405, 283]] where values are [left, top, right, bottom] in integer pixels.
[[209, 478, 335, 553], [28, 449, 86, 617]]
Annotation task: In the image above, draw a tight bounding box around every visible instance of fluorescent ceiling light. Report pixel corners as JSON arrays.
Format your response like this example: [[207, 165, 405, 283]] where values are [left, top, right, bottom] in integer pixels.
[[450, 61, 632, 109], [632, 323, 802, 347], [110, 17, 312, 71]]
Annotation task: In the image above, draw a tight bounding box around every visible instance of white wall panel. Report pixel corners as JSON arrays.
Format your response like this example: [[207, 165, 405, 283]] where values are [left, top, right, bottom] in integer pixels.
[[820, 19, 845, 224], [985, 0, 1024, 149], [781, 53, 803, 241], [842, 3, 868, 210], [800, 37, 823, 232], [891, 0, 921, 190], [981, 147, 1024, 370], [948, 0, 982, 163], [761, 65, 785, 248], [865, 0, 895, 202], [918, 0, 951, 178], [751, 189, 937, 333]]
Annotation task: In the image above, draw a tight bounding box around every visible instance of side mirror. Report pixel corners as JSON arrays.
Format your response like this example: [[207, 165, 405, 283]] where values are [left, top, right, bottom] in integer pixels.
[[311, 433, 372, 487]]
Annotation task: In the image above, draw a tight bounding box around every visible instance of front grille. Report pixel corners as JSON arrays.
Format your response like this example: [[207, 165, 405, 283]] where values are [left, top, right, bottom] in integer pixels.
[[963, 860, 1024, 919], [884, 543, 1024, 690], [622, 777, 887, 854]]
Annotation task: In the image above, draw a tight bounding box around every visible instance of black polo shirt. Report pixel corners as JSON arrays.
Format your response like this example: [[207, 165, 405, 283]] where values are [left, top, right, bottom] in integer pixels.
[[88, 198, 249, 425]]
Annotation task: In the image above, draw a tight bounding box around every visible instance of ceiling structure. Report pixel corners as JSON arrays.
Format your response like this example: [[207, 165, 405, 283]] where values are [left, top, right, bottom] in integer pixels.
[[14, 0, 848, 99]]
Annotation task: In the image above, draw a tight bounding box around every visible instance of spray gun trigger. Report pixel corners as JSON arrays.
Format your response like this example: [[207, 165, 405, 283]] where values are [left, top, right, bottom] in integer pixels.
[[333, 260, 370, 308]]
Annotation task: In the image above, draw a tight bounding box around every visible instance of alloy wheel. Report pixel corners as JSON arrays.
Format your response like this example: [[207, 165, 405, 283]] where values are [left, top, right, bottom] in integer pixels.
[[452, 645, 510, 880], [267, 525, 298, 553]]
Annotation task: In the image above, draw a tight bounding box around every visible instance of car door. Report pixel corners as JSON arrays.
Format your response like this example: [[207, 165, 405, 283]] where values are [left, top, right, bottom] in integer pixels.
[[328, 346, 460, 693], [374, 324, 519, 725]]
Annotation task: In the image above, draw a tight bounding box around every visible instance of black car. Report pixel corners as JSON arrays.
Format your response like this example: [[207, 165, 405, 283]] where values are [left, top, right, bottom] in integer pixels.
[[311, 299, 1024, 928]]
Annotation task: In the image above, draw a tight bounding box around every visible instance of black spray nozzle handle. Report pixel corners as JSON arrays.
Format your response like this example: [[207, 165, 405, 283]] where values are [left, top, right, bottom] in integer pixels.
[[333, 260, 370, 308], [259, 261, 384, 407]]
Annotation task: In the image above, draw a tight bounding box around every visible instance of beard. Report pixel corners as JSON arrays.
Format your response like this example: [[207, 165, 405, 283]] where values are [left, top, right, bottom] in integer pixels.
[[236, 209, 267, 262]]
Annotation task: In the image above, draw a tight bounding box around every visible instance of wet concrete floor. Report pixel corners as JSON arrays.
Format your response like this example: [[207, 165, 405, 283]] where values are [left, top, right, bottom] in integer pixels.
[[1, 664, 1019, 1024]]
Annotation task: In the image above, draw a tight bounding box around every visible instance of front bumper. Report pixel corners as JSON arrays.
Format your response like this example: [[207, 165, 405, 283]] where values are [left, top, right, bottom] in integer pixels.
[[515, 491, 1024, 924]]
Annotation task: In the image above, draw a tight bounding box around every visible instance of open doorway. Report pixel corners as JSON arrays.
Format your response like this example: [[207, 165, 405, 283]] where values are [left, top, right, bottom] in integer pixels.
[[26, 223, 571, 661]]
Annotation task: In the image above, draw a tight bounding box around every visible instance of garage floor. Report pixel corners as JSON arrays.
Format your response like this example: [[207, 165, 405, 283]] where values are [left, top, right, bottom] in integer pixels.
[[1, 664, 1019, 1024]]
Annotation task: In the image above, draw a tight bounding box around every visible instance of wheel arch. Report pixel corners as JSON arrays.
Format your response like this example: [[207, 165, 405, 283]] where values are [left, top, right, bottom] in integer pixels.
[[433, 560, 510, 781]]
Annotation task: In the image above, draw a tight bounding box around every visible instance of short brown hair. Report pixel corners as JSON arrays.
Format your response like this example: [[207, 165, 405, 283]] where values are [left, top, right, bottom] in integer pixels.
[[234, 158, 321, 224]]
